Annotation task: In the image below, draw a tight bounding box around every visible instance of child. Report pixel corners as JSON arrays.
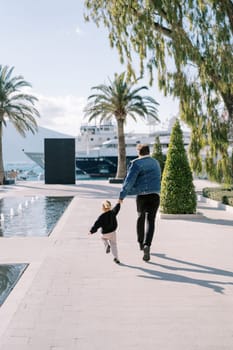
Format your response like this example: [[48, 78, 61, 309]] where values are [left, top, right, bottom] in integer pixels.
[[89, 200, 121, 264]]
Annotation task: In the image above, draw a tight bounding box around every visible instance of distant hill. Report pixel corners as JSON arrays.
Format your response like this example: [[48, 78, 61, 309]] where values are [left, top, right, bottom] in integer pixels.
[[3, 123, 73, 164]]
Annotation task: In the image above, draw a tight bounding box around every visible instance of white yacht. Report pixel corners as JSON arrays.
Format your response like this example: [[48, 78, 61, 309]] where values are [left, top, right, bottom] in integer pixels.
[[24, 121, 190, 178]]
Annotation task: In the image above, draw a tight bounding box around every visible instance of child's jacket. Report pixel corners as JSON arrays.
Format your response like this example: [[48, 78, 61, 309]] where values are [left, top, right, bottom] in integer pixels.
[[90, 203, 120, 234]]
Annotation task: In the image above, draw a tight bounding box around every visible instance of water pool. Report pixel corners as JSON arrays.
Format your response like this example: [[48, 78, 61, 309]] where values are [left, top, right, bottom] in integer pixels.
[[0, 264, 28, 305], [0, 196, 73, 237]]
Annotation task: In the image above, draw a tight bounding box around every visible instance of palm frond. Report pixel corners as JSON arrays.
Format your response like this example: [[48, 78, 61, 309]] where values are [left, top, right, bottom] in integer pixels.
[[0, 65, 40, 133]]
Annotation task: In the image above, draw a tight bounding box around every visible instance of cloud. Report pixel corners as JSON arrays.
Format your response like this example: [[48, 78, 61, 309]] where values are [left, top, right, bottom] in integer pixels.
[[33, 92, 175, 136], [34, 93, 87, 136]]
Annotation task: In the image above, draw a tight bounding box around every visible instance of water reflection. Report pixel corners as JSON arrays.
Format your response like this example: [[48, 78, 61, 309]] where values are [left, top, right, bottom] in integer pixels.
[[0, 264, 28, 305], [0, 196, 73, 237]]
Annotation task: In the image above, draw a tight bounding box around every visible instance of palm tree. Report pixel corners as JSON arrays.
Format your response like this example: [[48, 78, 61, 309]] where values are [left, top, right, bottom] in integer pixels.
[[0, 65, 40, 184], [84, 72, 159, 178]]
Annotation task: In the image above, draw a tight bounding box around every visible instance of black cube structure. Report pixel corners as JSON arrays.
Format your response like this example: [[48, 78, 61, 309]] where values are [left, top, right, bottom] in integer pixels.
[[44, 138, 75, 184]]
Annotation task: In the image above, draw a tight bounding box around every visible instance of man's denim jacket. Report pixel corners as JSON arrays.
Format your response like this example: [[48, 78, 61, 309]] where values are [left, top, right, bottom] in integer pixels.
[[119, 156, 161, 200]]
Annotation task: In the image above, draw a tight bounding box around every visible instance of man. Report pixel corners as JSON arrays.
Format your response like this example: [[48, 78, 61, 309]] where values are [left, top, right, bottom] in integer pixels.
[[119, 144, 161, 261]]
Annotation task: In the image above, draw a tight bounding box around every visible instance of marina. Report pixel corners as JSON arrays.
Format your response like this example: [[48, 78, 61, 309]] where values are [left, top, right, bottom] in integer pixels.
[[23, 118, 191, 178]]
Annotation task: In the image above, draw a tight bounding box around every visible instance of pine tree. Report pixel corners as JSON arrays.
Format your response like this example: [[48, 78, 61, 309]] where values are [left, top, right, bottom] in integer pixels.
[[160, 120, 197, 214]]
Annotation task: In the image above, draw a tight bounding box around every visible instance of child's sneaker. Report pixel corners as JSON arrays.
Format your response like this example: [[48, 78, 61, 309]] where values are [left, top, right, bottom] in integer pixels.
[[113, 258, 120, 264], [106, 245, 111, 254]]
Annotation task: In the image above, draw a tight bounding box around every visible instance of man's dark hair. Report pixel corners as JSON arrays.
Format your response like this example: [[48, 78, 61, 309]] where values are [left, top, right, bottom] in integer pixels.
[[137, 144, 150, 156]]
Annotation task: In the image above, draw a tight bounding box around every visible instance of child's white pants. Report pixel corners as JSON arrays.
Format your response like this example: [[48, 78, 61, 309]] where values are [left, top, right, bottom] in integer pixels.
[[101, 231, 119, 259]]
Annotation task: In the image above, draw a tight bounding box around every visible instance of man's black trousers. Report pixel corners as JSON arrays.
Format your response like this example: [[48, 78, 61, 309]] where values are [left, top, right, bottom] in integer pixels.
[[136, 193, 160, 247]]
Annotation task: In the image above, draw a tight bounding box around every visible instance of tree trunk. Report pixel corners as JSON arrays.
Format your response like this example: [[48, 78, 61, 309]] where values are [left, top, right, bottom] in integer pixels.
[[116, 118, 126, 178], [0, 121, 5, 185]]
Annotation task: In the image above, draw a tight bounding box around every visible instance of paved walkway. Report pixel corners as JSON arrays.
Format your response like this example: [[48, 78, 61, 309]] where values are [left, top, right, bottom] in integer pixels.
[[0, 179, 232, 350]]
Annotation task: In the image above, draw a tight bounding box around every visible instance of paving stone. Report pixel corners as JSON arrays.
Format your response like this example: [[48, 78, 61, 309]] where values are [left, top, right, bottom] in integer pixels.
[[0, 180, 232, 349]]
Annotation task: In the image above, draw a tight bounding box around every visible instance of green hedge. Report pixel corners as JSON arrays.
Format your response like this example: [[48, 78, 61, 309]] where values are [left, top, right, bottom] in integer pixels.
[[202, 186, 233, 207]]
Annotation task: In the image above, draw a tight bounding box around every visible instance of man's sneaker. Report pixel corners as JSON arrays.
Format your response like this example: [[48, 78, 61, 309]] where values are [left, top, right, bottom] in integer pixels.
[[143, 245, 150, 262], [113, 258, 120, 264], [106, 245, 111, 254]]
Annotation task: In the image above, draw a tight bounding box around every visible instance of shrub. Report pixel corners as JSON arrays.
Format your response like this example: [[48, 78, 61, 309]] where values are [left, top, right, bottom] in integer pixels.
[[202, 186, 233, 207], [152, 135, 166, 174], [160, 119, 197, 214], [228, 197, 233, 206]]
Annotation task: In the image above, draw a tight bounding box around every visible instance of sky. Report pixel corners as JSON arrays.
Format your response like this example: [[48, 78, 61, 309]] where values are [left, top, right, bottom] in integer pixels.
[[1, 0, 179, 136]]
